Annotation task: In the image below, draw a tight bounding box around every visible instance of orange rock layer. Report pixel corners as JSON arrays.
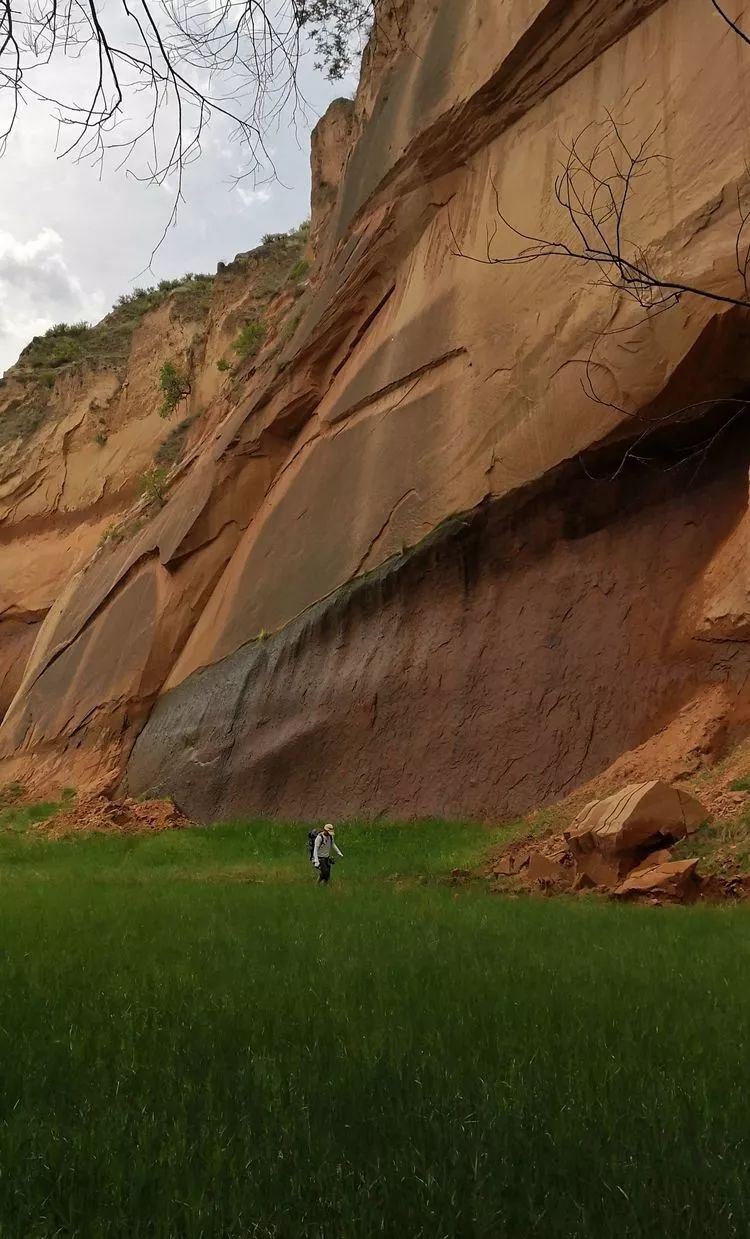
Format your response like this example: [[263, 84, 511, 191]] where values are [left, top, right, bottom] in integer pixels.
[[4, 0, 750, 820]]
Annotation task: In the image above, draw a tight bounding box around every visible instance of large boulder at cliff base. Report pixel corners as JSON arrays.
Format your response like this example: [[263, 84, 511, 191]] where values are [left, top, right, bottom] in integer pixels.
[[564, 781, 708, 886]]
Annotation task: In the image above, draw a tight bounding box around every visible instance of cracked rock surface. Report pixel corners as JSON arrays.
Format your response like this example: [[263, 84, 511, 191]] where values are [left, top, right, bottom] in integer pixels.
[[5, 0, 750, 817]]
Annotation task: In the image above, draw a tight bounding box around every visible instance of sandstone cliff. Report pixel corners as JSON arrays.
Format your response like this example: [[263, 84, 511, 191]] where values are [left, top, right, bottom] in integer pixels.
[[4, 0, 750, 821]]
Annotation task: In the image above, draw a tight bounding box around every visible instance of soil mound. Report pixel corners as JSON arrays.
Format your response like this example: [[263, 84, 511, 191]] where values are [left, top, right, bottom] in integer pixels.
[[38, 795, 189, 838]]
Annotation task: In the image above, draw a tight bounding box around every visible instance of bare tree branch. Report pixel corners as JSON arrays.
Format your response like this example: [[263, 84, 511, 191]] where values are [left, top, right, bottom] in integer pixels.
[[450, 90, 750, 483], [0, 0, 380, 244], [711, 0, 750, 46], [449, 115, 750, 314]]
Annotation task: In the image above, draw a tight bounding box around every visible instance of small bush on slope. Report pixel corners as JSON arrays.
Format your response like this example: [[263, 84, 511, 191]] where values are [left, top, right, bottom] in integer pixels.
[[232, 320, 266, 360], [154, 417, 196, 467], [158, 361, 191, 418]]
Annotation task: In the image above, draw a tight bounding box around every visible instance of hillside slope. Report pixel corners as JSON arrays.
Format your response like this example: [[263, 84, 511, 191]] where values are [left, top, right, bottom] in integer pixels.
[[4, 0, 750, 819]]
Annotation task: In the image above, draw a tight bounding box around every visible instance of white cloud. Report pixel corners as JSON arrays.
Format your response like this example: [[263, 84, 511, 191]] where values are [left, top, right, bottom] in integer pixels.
[[0, 227, 105, 373], [236, 185, 274, 208], [0, 36, 348, 373]]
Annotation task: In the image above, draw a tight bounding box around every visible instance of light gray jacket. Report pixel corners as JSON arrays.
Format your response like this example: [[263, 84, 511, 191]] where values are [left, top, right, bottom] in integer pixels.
[[312, 833, 343, 864]]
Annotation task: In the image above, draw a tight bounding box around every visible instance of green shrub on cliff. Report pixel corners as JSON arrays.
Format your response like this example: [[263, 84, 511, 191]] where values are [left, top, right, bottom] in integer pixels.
[[232, 320, 266, 360], [287, 257, 310, 283], [98, 523, 123, 548], [0, 399, 52, 446], [154, 416, 196, 467], [158, 361, 190, 418], [138, 465, 170, 507], [284, 307, 304, 341]]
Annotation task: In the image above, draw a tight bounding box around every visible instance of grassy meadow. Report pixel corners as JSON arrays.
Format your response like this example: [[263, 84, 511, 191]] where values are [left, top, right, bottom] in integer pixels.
[[0, 808, 747, 1237]]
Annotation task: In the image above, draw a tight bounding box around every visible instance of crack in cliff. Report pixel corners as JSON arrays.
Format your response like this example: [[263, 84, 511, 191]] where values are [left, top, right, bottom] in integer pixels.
[[242, 348, 465, 553], [560, 702, 602, 792], [329, 285, 396, 385], [221, 650, 265, 783], [4, 545, 157, 711], [352, 489, 419, 577], [0, 605, 47, 624], [0, 478, 136, 545], [0, 468, 48, 521], [163, 517, 241, 567], [328, 346, 467, 432]]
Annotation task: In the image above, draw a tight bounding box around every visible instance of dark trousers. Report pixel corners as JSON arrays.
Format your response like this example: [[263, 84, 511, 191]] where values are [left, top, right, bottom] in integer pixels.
[[317, 857, 332, 884]]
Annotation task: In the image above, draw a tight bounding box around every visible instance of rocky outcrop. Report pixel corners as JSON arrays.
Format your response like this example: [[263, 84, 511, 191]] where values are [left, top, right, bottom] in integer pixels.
[[0, 235, 311, 788], [489, 780, 710, 901], [310, 99, 355, 254], [614, 857, 702, 902], [565, 781, 707, 886], [5, 0, 750, 819]]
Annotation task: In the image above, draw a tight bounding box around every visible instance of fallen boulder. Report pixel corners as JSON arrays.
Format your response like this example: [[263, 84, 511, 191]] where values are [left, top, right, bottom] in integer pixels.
[[565, 781, 708, 886], [493, 847, 531, 878], [614, 858, 701, 902], [525, 852, 571, 886], [627, 848, 674, 874]]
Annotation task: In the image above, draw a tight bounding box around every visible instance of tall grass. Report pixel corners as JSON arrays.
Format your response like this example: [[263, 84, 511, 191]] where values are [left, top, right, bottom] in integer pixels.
[[0, 817, 501, 885], [0, 818, 746, 1236]]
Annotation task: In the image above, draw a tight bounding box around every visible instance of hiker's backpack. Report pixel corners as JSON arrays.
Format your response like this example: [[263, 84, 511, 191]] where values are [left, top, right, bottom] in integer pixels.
[[307, 828, 321, 861]]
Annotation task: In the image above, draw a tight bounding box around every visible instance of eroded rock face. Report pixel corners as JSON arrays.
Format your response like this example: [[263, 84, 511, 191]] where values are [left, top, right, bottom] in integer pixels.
[[0, 235, 309, 787], [5, 0, 750, 815], [124, 450, 750, 821]]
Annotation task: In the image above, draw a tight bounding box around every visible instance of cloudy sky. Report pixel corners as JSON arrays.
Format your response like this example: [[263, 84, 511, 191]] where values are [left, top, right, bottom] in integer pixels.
[[0, 15, 353, 372]]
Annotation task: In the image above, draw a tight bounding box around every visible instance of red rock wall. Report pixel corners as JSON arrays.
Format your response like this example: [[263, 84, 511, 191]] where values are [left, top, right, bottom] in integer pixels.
[[125, 426, 750, 821], [5, 0, 750, 813]]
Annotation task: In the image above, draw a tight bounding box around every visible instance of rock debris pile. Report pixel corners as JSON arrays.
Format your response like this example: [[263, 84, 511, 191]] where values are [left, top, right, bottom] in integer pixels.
[[37, 795, 188, 839], [490, 780, 747, 903]]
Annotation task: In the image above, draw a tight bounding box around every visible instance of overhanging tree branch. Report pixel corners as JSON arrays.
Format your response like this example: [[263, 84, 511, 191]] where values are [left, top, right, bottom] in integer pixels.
[[449, 114, 750, 315], [0, 0, 380, 238], [449, 98, 750, 481]]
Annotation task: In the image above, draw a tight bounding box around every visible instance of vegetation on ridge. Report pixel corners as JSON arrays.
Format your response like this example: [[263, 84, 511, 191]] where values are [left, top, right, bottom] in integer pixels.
[[11, 274, 214, 380], [0, 217, 313, 453]]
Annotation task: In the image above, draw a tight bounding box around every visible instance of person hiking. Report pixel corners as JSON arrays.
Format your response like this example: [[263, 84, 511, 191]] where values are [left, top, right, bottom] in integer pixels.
[[311, 823, 343, 885]]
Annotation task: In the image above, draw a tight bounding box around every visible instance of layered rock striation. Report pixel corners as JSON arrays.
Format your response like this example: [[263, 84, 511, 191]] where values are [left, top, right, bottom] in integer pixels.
[[4, 0, 750, 820]]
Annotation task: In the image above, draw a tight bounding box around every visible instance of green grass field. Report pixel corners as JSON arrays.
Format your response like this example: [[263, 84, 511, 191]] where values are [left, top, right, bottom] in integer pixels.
[[0, 812, 747, 1237]]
